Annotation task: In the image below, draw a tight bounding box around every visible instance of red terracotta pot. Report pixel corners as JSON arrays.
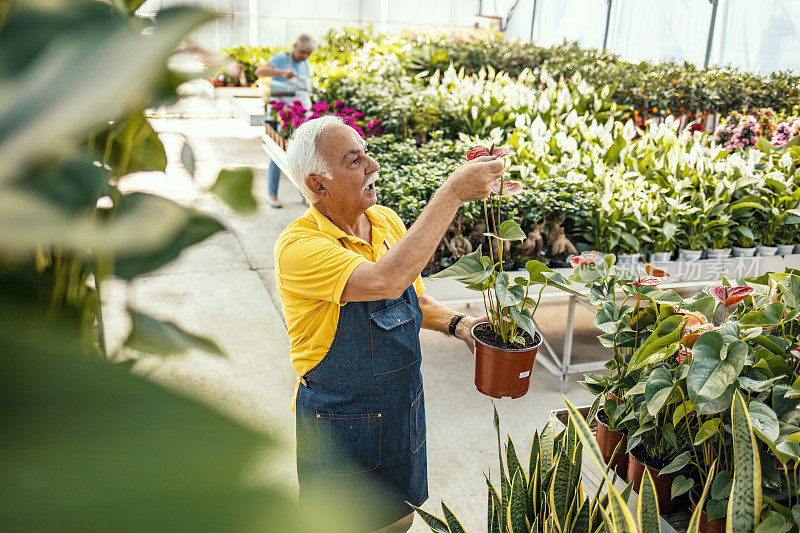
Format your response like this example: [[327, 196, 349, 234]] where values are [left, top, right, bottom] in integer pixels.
[[691, 500, 726, 533], [626, 448, 681, 512], [595, 410, 628, 478], [472, 323, 541, 399]]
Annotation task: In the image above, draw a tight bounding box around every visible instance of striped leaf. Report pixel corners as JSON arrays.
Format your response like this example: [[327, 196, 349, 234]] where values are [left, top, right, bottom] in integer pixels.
[[727, 390, 762, 533], [550, 453, 573, 531], [493, 403, 510, 532], [506, 436, 524, 485], [508, 469, 528, 533], [408, 503, 449, 533], [566, 416, 578, 459], [564, 398, 610, 484], [687, 462, 716, 533], [607, 484, 637, 533], [529, 431, 541, 475], [599, 505, 616, 533], [638, 470, 661, 533], [572, 498, 592, 533], [486, 477, 502, 533], [540, 420, 557, 473], [441, 502, 467, 533]]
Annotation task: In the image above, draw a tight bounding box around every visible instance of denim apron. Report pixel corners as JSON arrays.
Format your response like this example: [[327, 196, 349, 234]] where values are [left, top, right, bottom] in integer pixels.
[[295, 283, 427, 530]]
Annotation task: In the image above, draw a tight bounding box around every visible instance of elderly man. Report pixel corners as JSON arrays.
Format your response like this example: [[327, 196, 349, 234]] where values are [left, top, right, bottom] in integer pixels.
[[256, 33, 317, 208], [274, 116, 503, 532]]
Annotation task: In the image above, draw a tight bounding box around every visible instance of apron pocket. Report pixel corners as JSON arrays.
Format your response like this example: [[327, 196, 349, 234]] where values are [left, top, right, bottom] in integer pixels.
[[316, 412, 382, 476], [369, 301, 419, 376], [410, 387, 426, 454]]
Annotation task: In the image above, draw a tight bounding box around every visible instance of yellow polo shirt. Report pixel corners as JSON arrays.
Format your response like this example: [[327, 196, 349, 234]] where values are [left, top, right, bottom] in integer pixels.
[[275, 204, 425, 410]]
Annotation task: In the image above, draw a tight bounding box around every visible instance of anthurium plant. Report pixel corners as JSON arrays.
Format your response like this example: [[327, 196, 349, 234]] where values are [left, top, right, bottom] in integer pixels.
[[431, 144, 579, 347], [583, 267, 800, 527]]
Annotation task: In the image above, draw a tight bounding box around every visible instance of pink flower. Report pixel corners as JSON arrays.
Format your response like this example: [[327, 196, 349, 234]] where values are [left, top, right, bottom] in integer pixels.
[[709, 285, 754, 307], [352, 125, 365, 137], [491, 180, 523, 196], [269, 100, 285, 111], [310, 101, 329, 113], [633, 276, 661, 287], [341, 107, 356, 115], [292, 116, 308, 129], [341, 115, 356, 127], [366, 119, 384, 136], [569, 251, 599, 267], [466, 145, 512, 160], [334, 100, 345, 109], [353, 111, 365, 119], [791, 347, 800, 360]]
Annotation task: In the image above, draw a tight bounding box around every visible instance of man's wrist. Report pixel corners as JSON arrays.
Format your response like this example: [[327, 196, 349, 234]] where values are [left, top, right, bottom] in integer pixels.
[[448, 313, 466, 336]]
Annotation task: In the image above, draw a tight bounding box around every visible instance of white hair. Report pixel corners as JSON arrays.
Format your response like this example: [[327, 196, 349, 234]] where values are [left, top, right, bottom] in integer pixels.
[[295, 33, 317, 50], [286, 115, 343, 203]]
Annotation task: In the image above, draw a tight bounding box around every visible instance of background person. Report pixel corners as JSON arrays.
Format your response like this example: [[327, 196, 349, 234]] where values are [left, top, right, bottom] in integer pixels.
[[275, 115, 502, 532], [256, 33, 317, 208]]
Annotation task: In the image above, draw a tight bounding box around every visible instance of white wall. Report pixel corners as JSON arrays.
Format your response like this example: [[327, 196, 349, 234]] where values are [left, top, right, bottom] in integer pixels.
[[140, 0, 800, 74]]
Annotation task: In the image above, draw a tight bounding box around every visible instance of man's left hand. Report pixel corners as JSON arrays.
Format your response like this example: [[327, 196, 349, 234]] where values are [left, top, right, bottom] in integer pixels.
[[454, 314, 489, 354]]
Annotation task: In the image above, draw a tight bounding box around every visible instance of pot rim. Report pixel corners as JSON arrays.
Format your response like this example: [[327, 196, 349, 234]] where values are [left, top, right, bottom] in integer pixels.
[[627, 445, 676, 474], [471, 321, 543, 352], [595, 407, 626, 435]]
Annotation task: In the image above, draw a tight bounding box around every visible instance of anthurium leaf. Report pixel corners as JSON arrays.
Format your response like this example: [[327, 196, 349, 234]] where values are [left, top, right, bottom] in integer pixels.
[[644, 366, 673, 416], [495, 272, 525, 308], [626, 315, 683, 374], [508, 306, 536, 340], [210, 168, 257, 214], [694, 418, 721, 446], [706, 499, 727, 521], [124, 307, 224, 357], [430, 246, 490, 284], [525, 259, 553, 284], [740, 302, 787, 327], [671, 475, 694, 498], [748, 400, 779, 442], [660, 451, 690, 475], [541, 271, 583, 296], [688, 334, 747, 404], [738, 376, 783, 393], [754, 512, 793, 533]]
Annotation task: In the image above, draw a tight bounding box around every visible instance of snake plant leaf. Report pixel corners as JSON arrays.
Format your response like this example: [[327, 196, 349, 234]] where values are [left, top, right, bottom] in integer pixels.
[[483, 220, 526, 241], [748, 401, 779, 442], [506, 436, 524, 484], [508, 470, 528, 533], [688, 334, 747, 405], [638, 470, 661, 533], [620, 480, 634, 503], [572, 499, 591, 533], [529, 431, 540, 483], [694, 419, 722, 446], [441, 502, 467, 533], [492, 403, 510, 532], [728, 390, 762, 533], [540, 420, 556, 474], [607, 482, 637, 533], [408, 504, 449, 533], [550, 454, 574, 532], [430, 245, 492, 284], [626, 315, 683, 374], [599, 504, 616, 533], [645, 366, 674, 416], [486, 477, 502, 533], [686, 462, 716, 533], [671, 475, 694, 498], [660, 451, 690, 475], [567, 416, 578, 459]]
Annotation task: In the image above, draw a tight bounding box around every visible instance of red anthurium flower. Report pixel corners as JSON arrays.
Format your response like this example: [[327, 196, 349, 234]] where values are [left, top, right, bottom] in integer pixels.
[[491, 180, 523, 196], [633, 276, 661, 287], [644, 265, 670, 278], [569, 251, 599, 267], [466, 145, 513, 161], [792, 348, 800, 359], [709, 285, 754, 306]]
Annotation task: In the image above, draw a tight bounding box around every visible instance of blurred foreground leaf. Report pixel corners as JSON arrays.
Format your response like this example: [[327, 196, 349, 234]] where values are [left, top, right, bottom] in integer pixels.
[[124, 307, 224, 356], [210, 168, 258, 214]]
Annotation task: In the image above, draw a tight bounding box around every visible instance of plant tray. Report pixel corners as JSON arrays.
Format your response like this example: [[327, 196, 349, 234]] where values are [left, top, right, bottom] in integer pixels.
[[550, 407, 688, 533]]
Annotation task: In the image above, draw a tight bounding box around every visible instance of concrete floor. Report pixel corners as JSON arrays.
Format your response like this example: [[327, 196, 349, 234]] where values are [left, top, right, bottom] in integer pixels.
[[102, 97, 601, 531]]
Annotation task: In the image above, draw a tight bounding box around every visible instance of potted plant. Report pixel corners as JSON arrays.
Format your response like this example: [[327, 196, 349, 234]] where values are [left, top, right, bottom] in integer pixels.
[[750, 172, 800, 256], [674, 193, 707, 261], [431, 144, 579, 399], [649, 220, 677, 262]]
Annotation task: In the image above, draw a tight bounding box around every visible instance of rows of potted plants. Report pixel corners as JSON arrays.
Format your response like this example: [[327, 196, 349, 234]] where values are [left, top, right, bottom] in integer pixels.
[[573, 255, 800, 531]]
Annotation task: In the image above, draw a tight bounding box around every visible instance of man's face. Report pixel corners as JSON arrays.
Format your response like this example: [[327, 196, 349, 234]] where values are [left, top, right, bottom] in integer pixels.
[[315, 124, 380, 212], [292, 43, 314, 62]]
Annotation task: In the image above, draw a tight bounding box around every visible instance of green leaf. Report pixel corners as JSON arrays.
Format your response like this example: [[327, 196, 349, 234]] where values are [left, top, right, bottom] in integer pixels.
[[638, 470, 661, 533], [181, 140, 195, 176], [508, 306, 537, 340], [441, 502, 467, 533], [509, 470, 528, 533], [409, 504, 449, 533], [645, 366, 673, 416], [495, 272, 525, 308], [524, 259, 553, 284], [748, 400, 779, 442], [740, 302, 787, 327], [210, 168, 257, 214], [626, 315, 683, 374], [124, 307, 224, 357], [431, 246, 491, 284], [755, 511, 793, 533], [694, 419, 721, 446], [659, 451, 690, 475], [0, 4, 214, 186], [687, 462, 716, 533], [710, 470, 732, 500], [671, 475, 694, 498], [756, 136, 773, 154], [728, 391, 762, 532], [687, 334, 747, 405]]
